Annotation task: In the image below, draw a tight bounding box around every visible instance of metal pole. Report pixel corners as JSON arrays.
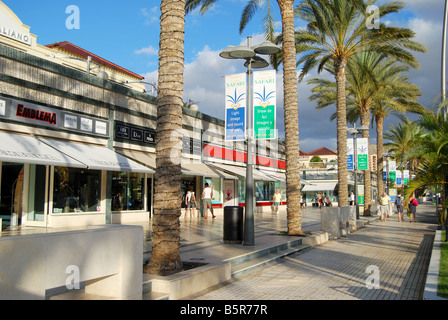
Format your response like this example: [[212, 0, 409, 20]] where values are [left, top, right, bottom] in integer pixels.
[[354, 133, 359, 219], [243, 37, 255, 246], [443, 0, 448, 241], [443, 0, 447, 110]]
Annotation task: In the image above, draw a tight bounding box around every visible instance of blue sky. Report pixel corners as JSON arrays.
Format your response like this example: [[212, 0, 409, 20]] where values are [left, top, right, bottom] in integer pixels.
[[2, 0, 445, 152]]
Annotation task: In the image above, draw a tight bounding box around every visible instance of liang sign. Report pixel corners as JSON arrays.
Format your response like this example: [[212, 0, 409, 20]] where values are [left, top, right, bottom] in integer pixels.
[[0, 5, 32, 46]]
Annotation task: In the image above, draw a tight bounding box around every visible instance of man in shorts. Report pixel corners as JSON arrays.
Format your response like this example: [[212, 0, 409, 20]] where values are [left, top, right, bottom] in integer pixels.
[[273, 189, 282, 214], [379, 192, 391, 222]]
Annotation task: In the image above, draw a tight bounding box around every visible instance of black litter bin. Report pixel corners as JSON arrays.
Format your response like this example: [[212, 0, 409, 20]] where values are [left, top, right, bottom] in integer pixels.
[[223, 206, 244, 244]]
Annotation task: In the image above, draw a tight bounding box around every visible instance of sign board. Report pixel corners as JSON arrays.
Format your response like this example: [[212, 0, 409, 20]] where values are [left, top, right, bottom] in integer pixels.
[[403, 170, 410, 185], [347, 139, 354, 170], [0, 97, 109, 137], [115, 121, 156, 146], [0, 3, 33, 46], [396, 170, 402, 186], [253, 70, 276, 140], [389, 160, 396, 182], [225, 73, 246, 141], [357, 138, 369, 170], [357, 184, 364, 205]]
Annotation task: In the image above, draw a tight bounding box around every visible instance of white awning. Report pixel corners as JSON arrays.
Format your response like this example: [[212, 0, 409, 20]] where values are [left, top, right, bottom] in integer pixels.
[[39, 138, 154, 173], [208, 163, 273, 181], [302, 181, 338, 192], [115, 149, 156, 172], [0, 132, 86, 168], [181, 162, 237, 180]]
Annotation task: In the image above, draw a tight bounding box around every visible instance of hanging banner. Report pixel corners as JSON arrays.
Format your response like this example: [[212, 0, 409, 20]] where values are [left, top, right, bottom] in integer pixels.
[[253, 70, 276, 140], [357, 138, 369, 170], [389, 160, 396, 182], [403, 170, 410, 185], [347, 139, 354, 170], [396, 170, 402, 186], [225, 73, 246, 141]]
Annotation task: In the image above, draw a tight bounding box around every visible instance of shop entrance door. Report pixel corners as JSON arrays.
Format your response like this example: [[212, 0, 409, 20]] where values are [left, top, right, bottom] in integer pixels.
[[26, 165, 49, 227], [223, 180, 236, 207], [0, 163, 24, 229]]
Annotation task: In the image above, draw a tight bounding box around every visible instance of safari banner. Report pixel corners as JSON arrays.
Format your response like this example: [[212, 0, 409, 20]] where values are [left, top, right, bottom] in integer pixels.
[[225, 73, 246, 141], [253, 70, 276, 140]]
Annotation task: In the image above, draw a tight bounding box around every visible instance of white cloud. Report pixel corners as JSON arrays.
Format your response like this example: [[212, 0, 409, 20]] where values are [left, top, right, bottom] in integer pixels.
[[135, 45, 158, 56]]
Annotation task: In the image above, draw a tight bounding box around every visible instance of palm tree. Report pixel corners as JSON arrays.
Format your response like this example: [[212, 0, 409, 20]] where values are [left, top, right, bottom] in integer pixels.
[[404, 107, 448, 210], [308, 53, 424, 214], [295, 0, 427, 206], [144, 0, 186, 275], [372, 72, 425, 198], [186, 0, 304, 235], [384, 119, 425, 196], [309, 52, 388, 214]]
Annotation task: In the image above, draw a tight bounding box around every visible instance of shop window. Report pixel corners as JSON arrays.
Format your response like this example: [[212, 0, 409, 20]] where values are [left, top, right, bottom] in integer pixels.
[[255, 181, 275, 202], [112, 172, 145, 211], [205, 177, 221, 204], [0, 163, 24, 226], [27, 165, 47, 222], [53, 167, 101, 213], [277, 181, 287, 201], [238, 177, 245, 203]]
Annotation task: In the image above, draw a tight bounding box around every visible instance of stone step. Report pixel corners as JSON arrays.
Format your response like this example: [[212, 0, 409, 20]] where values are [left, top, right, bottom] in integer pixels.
[[231, 245, 311, 278], [142, 291, 170, 300]]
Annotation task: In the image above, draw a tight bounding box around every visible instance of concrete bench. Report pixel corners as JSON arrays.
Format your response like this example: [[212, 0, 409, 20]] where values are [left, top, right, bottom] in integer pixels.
[[0, 224, 143, 300], [322, 206, 356, 238]]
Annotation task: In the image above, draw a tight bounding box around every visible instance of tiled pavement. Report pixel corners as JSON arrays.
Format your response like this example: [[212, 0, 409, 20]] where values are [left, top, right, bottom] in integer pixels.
[[186, 203, 438, 300]]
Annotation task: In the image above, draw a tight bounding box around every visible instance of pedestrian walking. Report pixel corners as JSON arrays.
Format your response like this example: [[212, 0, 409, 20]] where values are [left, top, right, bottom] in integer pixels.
[[185, 186, 196, 219], [379, 192, 391, 222], [395, 192, 404, 222], [202, 183, 215, 219], [273, 189, 282, 214], [350, 192, 355, 205], [300, 194, 305, 209], [408, 196, 418, 222], [318, 192, 323, 208]]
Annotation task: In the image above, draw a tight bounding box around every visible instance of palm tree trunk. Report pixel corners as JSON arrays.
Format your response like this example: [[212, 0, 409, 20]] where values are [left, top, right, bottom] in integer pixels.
[[335, 58, 349, 207], [278, 0, 303, 235], [376, 115, 384, 198], [361, 110, 372, 215], [144, 0, 185, 275]]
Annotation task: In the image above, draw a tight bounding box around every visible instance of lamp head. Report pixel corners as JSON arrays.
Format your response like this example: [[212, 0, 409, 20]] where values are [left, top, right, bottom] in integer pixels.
[[253, 41, 281, 55]]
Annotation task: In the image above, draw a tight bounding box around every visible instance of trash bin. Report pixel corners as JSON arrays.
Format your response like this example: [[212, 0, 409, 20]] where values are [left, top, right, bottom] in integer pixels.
[[223, 206, 244, 244]]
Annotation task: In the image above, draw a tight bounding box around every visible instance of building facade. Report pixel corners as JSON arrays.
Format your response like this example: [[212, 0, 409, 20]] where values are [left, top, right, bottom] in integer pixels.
[[0, 1, 287, 230]]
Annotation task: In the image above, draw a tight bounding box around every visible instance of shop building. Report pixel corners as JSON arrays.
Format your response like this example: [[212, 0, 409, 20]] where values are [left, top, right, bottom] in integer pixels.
[[0, 1, 288, 230]]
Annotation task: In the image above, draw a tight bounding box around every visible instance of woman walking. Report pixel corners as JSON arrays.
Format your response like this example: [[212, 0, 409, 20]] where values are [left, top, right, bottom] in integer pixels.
[[408, 197, 418, 222]]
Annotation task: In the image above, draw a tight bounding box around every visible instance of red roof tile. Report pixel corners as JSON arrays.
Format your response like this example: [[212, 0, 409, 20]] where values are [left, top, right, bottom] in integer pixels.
[[306, 147, 337, 156], [45, 41, 144, 80]]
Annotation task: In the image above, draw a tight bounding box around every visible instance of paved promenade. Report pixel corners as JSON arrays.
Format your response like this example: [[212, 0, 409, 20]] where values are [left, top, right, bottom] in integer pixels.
[[186, 202, 438, 300]]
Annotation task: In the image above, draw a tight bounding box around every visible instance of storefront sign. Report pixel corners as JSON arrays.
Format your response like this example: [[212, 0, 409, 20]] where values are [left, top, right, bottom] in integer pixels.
[[115, 121, 156, 146], [0, 97, 109, 137], [253, 70, 276, 140], [0, 8, 32, 46], [225, 73, 246, 141]]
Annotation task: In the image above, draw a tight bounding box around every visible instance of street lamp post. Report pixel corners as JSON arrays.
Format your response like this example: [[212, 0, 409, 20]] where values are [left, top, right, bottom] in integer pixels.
[[348, 125, 369, 219], [220, 37, 280, 246]]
